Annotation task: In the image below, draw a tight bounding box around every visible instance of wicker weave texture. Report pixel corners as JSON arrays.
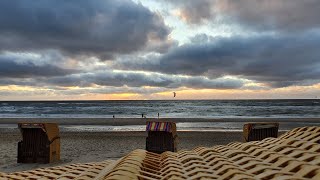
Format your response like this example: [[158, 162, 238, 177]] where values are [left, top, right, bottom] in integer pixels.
[[1, 126, 320, 179], [0, 160, 114, 180]]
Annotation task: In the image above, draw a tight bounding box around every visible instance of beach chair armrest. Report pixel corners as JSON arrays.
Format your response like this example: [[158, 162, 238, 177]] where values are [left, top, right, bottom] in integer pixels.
[[49, 136, 60, 145]]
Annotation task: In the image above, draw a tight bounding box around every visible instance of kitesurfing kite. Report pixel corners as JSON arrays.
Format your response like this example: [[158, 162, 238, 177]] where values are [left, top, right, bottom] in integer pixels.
[[173, 92, 176, 98]]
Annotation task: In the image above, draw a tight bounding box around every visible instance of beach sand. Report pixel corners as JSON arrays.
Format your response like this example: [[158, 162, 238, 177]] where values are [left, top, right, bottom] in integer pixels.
[[0, 117, 307, 173], [0, 130, 243, 173]]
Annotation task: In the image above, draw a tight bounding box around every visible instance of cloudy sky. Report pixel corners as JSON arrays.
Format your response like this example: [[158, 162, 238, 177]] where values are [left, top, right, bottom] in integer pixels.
[[1, 0, 320, 100]]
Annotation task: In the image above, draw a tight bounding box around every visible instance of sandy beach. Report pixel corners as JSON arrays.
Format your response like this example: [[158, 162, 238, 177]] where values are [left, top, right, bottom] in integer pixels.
[[0, 117, 313, 173], [0, 130, 243, 173]]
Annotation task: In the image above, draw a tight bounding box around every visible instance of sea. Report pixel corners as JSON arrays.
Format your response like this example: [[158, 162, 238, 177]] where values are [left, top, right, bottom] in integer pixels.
[[1, 99, 320, 131]]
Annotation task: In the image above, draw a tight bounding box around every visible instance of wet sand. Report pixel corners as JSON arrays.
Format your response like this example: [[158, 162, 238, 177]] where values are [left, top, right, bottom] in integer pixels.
[[1, 117, 320, 126]]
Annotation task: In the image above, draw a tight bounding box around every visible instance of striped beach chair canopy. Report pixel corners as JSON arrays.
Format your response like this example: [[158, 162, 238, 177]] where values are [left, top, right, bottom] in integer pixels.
[[146, 121, 176, 133]]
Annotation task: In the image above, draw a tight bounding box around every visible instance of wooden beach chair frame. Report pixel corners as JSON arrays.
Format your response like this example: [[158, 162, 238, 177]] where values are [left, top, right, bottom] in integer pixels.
[[17, 122, 60, 163], [146, 121, 178, 153], [243, 122, 279, 142]]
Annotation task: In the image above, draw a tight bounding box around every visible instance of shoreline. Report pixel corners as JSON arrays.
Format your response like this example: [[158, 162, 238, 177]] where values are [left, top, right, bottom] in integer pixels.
[[1, 117, 319, 132], [1, 117, 320, 125]]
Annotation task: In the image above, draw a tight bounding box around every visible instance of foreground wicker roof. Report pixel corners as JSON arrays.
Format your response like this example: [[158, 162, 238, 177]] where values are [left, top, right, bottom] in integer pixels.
[[2, 126, 320, 179]]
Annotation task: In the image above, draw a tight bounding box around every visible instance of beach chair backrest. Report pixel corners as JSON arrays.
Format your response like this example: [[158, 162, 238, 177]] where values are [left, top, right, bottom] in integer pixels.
[[243, 122, 279, 142], [18, 123, 60, 163], [146, 121, 177, 153]]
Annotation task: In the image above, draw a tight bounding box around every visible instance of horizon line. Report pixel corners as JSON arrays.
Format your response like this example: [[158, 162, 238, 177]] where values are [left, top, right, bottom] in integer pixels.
[[0, 98, 319, 102]]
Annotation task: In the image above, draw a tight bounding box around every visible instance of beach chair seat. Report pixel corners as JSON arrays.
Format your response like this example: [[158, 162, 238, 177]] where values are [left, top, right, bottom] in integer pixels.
[[243, 122, 279, 142], [17, 123, 60, 163], [146, 121, 177, 153]]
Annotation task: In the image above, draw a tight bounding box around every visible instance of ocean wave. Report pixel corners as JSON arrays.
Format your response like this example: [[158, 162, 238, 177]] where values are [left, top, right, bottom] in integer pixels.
[[0, 100, 320, 118]]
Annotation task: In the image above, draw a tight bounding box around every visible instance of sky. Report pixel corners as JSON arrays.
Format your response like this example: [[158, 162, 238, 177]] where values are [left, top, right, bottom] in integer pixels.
[[0, 0, 320, 100]]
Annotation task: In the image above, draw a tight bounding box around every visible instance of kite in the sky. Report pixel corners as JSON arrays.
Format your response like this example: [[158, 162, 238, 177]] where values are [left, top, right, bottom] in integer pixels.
[[173, 92, 176, 98]]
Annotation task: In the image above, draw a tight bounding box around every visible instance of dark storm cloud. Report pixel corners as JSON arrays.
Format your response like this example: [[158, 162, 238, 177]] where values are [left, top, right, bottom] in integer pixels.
[[0, 78, 37, 86], [220, 0, 320, 31], [42, 72, 173, 87], [44, 71, 244, 89], [171, 0, 320, 31], [176, 76, 243, 89], [0, 0, 170, 59], [0, 55, 77, 78], [116, 32, 320, 87], [0, 51, 244, 90]]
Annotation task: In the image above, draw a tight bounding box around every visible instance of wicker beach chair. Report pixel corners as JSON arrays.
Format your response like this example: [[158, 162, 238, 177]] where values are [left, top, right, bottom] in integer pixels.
[[17, 122, 60, 163], [146, 121, 177, 153], [243, 122, 279, 142]]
